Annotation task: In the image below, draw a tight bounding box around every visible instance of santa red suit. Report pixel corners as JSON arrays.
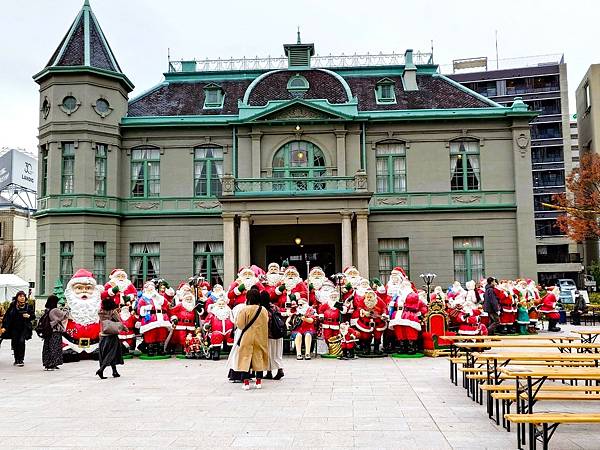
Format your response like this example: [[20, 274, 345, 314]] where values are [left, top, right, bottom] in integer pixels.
[[61, 269, 102, 358], [118, 306, 138, 351], [227, 267, 264, 307], [204, 299, 235, 358], [339, 322, 359, 359], [306, 266, 327, 306], [276, 266, 309, 311], [263, 262, 283, 302], [497, 283, 518, 326], [389, 291, 428, 343], [156, 279, 176, 306], [169, 286, 197, 351], [317, 283, 342, 343], [137, 281, 172, 350], [101, 268, 137, 307], [457, 310, 488, 336], [354, 290, 388, 353], [537, 287, 560, 320]]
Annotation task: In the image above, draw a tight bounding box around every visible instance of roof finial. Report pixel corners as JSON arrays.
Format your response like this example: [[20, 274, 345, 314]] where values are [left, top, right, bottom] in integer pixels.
[[84, 0, 90, 6], [297, 26, 301, 44]]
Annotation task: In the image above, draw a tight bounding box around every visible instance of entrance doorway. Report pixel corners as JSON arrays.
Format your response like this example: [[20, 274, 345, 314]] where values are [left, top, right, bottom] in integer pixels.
[[266, 244, 336, 279]]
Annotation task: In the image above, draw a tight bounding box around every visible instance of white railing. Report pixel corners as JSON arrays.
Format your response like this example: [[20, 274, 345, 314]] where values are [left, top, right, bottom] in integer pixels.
[[168, 51, 434, 73], [441, 54, 564, 74]]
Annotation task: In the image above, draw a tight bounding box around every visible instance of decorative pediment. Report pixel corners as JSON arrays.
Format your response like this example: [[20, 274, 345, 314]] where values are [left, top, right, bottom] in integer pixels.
[[260, 103, 336, 121]]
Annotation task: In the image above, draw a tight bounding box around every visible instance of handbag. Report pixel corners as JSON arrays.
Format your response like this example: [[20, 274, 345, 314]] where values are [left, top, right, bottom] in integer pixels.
[[235, 305, 263, 346], [101, 320, 123, 335]]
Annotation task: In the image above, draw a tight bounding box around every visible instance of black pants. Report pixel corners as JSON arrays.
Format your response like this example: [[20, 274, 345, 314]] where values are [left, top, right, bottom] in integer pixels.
[[487, 312, 500, 335], [571, 311, 581, 325], [11, 337, 26, 363], [241, 371, 262, 381]]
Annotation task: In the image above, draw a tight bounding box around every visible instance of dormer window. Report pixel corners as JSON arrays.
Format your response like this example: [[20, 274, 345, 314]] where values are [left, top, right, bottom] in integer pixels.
[[203, 83, 224, 109], [287, 74, 309, 96], [375, 78, 396, 104]]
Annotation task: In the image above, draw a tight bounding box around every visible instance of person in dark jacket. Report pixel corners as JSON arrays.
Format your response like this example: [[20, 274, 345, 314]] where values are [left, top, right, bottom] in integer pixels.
[[571, 290, 587, 326], [483, 277, 501, 335], [42, 295, 69, 370], [97, 298, 126, 379], [0, 291, 35, 366]]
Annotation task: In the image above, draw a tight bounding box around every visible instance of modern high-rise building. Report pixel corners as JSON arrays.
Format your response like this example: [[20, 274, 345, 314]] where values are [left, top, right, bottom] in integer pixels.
[[33, 1, 538, 293], [450, 56, 580, 285]]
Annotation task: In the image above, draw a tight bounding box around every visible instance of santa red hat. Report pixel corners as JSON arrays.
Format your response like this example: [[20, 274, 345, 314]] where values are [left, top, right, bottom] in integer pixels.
[[284, 266, 299, 276], [199, 281, 211, 290], [109, 268, 127, 279], [177, 281, 191, 291], [309, 266, 324, 275], [343, 265, 359, 275], [267, 262, 280, 271], [67, 269, 97, 290], [391, 267, 407, 278]]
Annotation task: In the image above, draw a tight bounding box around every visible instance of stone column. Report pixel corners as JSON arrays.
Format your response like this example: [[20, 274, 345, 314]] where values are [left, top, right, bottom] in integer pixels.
[[238, 214, 251, 268], [341, 212, 352, 270], [356, 212, 369, 276], [250, 132, 262, 179], [335, 130, 347, 176], [223, 213, 236, 284]]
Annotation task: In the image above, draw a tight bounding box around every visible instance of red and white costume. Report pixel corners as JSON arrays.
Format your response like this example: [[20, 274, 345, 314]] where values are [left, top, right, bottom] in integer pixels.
[[118, 306, 138, 350], [169, 284, 197, 349], [457, 310, 488, 336], [306, 266, 327, 306], [339, 322, 359, 351], [289, 301, 317, 336], [204, 298, 234, 349], [390, 292, 428, 341], [62, 269, 102, 356], [263, 263, 283, 302], [157, 279, 176, 306], [101, 268, 138, 307], [354, 290, 388, 342], [497, 281, 518, 325], [537, 287, 560, 320], [277, 266, 309, 312], [227, 267, 264, 307], [137, 281, 172, 344], [317, 282, 342, 343]]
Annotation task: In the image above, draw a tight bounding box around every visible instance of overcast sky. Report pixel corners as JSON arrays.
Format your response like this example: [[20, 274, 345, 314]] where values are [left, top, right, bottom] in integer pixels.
[[1, 0, 597, 152]]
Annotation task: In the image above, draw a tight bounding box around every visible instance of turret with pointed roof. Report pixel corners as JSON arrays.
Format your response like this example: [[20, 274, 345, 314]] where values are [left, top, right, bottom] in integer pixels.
[[33, 0, 133, 91]]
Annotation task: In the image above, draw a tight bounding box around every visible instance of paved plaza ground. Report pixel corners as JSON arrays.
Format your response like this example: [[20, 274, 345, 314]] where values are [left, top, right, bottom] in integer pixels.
[[1, 325, 599, 449]]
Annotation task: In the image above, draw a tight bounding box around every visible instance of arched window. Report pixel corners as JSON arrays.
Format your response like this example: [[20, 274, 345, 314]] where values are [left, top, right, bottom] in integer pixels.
[[272, 141, 326, 191]]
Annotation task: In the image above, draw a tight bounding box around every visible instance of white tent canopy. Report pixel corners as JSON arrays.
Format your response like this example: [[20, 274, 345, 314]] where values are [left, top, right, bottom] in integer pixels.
[[0, 274, 29, 302]]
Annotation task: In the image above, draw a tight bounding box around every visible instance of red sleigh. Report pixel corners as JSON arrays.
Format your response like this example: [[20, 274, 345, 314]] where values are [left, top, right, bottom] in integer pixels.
[[422, 298, 455, 357]]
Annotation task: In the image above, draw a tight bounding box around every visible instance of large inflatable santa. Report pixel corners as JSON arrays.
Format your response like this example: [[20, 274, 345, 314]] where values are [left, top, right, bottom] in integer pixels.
[[227, 266, 264, 306], [101, 268, 137, 307], [62, 269, 103, 361], [136, 280, 172, 356], [169, 283, 197, 353]]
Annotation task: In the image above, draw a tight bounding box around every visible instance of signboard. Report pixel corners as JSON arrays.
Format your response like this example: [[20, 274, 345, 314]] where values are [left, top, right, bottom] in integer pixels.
[[0, 149, 37, 192]]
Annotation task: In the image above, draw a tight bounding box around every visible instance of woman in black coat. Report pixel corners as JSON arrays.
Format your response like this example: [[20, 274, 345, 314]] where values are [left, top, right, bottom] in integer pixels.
[[97, 298, 126, 379], [1, 291, 35, 366], [42, 295, 69, 370]]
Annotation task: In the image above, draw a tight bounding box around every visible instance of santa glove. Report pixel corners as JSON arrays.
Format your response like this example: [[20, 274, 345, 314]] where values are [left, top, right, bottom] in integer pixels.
[[111, 285, 120, 294], [276, 285, 285, 295], [289, 293, 297, 302], [377, 285, 387, 294], [308, 283, 314, 291], [238, 284, 245, 292], [371, 278, 382, 287], [334, 301, 344, 311], [344, 282, 352, 291]]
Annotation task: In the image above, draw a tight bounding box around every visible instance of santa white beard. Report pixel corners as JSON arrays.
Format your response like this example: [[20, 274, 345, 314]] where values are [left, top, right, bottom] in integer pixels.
[[310, 277, 324, 290], [356, 287, 368, 297], [347, 276, 361, 288], [114, 278, 131, 291], [181, 299, 195, 312], [213, 304, 232, 320], [297, 303, 309, 315], [387, 282, 401, 296], [65, 288, 101, 326], [241, 276, 257, 288], [266, 273, 282, 286], [285, 278, 300, 291], [120, 309, 131, 321]]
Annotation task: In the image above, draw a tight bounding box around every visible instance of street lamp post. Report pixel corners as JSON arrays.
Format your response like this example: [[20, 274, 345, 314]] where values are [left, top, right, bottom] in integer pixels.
[[420, 273, 437, 302]]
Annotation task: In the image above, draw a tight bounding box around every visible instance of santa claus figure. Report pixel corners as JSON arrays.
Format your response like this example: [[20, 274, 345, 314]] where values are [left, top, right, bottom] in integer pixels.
[[277, 266, 309, 311], [263, 263, 283, 302], [537, 286, 561, 332], [389, 291, 428, 355], [497, 280, 518, 333], [194, 281, 212, 319], [354, 289, 388, 355], [204, 296, 234, 360], [306, 266, 327, 306], [227, 267, 263, 307], [463, 280, 480, 314], [340, 266, 361, 316], [526, 279, 540, 333], [457, 310, 488, 336], [101, 268, 137, 308], [430, 285, 446, 303], [317, 281, 342, 350], [62, 269, 103, 361], [156, 279, 175, 306], [118, 305, 138, 354], [169, 283, 197, 353], [136, 280, 172, 356], [339, 321, 359, 360], [288, 296, 317, 360], [184, 328, 203, 359]]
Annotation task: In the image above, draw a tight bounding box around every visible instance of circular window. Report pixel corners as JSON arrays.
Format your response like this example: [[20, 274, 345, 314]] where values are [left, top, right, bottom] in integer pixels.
[[62, 96, 77, 112], [96, 98, 110, 113]]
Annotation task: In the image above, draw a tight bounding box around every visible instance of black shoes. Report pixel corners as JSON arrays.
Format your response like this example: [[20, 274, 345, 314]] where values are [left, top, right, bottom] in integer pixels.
[[273, 369, 284, 380], [96, 370, 107, 379], [264, 371, 273, 379], [112, 372, 120, 378]]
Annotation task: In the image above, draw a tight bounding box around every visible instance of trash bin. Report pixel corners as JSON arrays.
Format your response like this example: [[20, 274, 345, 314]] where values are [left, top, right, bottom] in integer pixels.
[[559, 310, 567, 324]]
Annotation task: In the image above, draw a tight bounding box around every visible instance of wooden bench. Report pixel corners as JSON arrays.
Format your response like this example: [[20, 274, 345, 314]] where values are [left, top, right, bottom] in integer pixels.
[[504, 413, 600, 450]]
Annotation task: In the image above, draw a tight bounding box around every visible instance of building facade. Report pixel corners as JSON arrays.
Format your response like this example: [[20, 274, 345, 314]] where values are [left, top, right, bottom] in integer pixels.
[[450, 57, 580, 285], [575, 64, 600, 265], [33, 2, 538, 293], [0, 200, 36, 285]]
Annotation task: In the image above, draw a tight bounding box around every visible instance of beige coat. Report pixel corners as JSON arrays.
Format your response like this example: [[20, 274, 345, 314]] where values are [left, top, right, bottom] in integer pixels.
[[235, 304, 269, 372]]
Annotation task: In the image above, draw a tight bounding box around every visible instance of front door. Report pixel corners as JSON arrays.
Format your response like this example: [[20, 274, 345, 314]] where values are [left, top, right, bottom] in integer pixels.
[[266, 244, 336, 279]]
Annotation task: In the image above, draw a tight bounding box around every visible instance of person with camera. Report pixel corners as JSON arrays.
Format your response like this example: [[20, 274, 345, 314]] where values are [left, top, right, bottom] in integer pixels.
[[1, 290, 35, 366]]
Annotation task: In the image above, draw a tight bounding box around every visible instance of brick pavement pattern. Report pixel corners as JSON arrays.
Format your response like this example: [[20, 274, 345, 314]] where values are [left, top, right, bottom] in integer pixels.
[[0, 330, 598, 449]]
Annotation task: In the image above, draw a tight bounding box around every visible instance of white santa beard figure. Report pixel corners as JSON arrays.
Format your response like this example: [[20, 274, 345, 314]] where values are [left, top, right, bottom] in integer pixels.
[[356, 287, 368, 297], [114, 278, 131, 291], [213, 304, 232, 320], [120, 309, 131, 321], [310, 277, 324, 290], [297, 303, 309, 315], [241, 276, 257, 287], [266, 273, 282, 286], [347, 276, 361, 288], [181, 299, 195, 312], [65, 288, 101, 326], [285, 278, 300, 291]]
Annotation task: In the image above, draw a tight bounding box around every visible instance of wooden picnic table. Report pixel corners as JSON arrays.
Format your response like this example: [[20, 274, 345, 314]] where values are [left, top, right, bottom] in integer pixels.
[[473, 352, 600, 419], [572, 328, 600, 344], [441, 334, 579, 340], [500, 367, 600, 450]]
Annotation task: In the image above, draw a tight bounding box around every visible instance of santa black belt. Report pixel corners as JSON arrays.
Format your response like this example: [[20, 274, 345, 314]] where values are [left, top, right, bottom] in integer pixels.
[[62, 333, 100, 346]]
